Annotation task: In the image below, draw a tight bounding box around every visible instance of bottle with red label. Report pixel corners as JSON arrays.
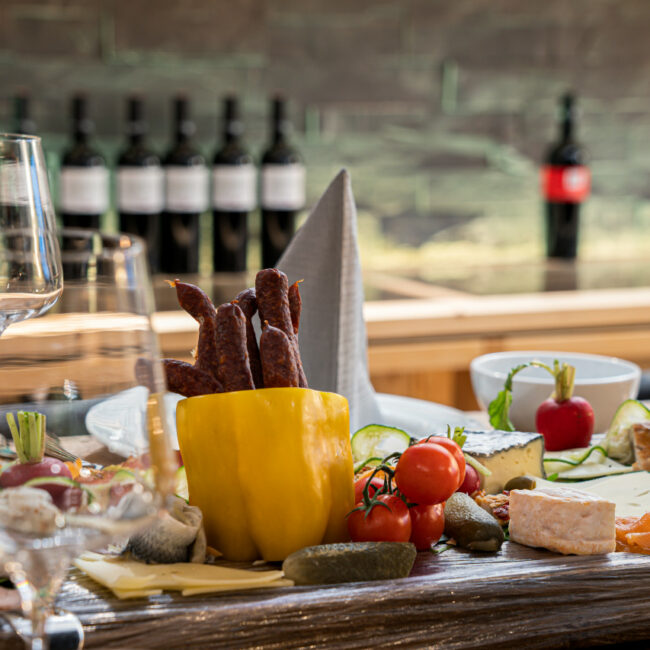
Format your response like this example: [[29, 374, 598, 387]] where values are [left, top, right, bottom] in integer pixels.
[[541, 93, 590, 259]]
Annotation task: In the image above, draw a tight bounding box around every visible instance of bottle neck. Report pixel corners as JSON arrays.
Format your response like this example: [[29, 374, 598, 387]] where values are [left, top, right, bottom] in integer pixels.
[[72, 97, 92, 145], [222, 97, 243, 145], [271, 99, 290, 145], [127, 99, 146, 147], [559, 95, 576, 143], [560, 116, 573, 142], [173, 98, 194, 146]]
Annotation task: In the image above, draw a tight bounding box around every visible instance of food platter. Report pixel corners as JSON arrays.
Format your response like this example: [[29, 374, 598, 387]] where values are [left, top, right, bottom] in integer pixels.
[[85, 388, 481, 457]]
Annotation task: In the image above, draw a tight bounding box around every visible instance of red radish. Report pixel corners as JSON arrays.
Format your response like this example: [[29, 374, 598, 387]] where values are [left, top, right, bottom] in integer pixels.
[[457, 464, 480, 495], [488, 359, 595, 451], [1, 411, 76, 509], [534, 362, 594, 451]]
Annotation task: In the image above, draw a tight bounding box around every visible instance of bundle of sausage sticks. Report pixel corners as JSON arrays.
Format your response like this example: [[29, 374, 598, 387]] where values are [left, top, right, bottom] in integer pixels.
[[163, 268, 308, 397]]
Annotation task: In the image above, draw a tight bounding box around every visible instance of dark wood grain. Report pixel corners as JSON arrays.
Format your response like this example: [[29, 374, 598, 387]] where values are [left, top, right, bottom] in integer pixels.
[[2, 543, 649, 649]]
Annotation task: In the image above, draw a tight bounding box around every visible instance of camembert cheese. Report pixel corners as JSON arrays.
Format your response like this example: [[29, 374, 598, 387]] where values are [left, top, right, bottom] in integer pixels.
[[509, 487, 616, 555], [463, 430, 545, 494]]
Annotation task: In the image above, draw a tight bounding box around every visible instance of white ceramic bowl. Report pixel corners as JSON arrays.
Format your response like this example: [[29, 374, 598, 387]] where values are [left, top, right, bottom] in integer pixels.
[[470, 351, 642, 434]]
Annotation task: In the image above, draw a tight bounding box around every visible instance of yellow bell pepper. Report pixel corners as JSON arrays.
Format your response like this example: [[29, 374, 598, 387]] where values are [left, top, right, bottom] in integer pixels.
[[176, 387, 354, 562]]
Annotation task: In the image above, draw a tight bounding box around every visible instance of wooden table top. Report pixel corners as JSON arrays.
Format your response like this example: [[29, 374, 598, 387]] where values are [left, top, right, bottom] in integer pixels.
[[1, 541, 649, 649]]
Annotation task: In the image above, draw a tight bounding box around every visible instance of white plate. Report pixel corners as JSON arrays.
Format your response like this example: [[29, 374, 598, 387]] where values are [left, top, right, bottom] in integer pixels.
[[377, 393, 482, 437], [85, 387, 183, 457], [85, 388, 482, 457]]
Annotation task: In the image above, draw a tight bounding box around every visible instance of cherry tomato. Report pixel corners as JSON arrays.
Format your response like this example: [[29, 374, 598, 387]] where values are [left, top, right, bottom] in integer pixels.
[[395, 443, 460, 505], [353, 476, 384, 504], [535, 396, 594, 451], [423, 437, 466, 489], [409, 503, 445, 551], [347, 494, 412, 543], [456, 464, 480, 495]]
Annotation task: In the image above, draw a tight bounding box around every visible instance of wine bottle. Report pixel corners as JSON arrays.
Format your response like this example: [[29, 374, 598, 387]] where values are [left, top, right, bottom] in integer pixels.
[[542, 93, 590, 259], [212, 96, 256, 273], [59, 95, 109, 230], [13, 93, 36, 135], [160, 96, 208, 274], [117, 96, 164, 272], [260, 97, 305, 268]]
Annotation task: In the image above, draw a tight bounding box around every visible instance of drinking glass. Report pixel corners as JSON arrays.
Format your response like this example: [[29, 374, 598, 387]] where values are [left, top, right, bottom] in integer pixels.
[[0, 229, 177, 650], [0, 134, 62, 334]]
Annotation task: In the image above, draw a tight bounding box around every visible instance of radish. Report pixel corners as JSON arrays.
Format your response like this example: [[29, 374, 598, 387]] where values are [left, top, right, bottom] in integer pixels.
[[488, 360, 595, 452], [0, 411, 75, 509], [456, 464, 480, 495]]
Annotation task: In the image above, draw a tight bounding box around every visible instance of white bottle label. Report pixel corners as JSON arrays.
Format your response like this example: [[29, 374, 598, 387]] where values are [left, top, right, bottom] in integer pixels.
[[212, 164, 256, 211], [165, 165, 209, 213], [59, 166, 109, 214], [261, 163, 305, 210], [117, 166, 164, 214]]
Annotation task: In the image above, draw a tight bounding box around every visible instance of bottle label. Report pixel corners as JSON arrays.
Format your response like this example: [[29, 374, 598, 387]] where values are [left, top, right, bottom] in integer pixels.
[[59, 166, 109, 214], [165, 165, 209, 213], [261, 163, 305, 210], [542, 165, 590, 203], [212, 164, 256, 211], [117, 166, 164, 214]]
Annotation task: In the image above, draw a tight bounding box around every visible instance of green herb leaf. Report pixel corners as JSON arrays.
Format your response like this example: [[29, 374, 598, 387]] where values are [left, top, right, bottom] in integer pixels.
[[488, 388, 515, 431]]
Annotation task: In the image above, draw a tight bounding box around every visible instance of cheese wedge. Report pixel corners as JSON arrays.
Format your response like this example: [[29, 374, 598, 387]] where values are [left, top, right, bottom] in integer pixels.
[[509, 487, 616, 555], [463, 430, 545, 494]]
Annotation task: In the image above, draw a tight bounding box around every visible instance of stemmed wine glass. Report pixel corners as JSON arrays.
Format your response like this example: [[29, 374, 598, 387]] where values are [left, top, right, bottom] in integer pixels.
[[0, 134, 62, 333], [0, 141, 177, 648]]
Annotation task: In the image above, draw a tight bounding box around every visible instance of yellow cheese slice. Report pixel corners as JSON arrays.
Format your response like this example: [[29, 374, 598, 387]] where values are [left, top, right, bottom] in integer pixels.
[[74, 553, 291, 598]]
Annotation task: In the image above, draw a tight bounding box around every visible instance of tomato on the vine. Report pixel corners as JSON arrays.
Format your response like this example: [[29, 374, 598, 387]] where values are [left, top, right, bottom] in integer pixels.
[[347, 494, 412, 543], [394, 443, 460, 505], [421, 437, 466, 489], [409, 503, 445, 551], [353, 476, 384, 505]]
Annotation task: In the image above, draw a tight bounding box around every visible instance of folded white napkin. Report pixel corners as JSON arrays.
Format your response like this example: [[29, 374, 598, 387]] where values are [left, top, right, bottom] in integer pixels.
[[278, 169, 381, 431]]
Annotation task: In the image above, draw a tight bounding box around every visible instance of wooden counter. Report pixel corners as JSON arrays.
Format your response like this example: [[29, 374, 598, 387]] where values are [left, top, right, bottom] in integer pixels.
[[154, 285, 650, 411], [2, 543, 649, 649]]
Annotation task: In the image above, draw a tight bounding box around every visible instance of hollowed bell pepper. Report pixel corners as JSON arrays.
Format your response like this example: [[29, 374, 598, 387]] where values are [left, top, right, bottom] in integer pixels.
[[176, 387, 354, 562]]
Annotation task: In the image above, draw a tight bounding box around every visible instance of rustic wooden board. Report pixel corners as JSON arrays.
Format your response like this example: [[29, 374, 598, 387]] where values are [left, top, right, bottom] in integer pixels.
[[2, 543, 649, 649]]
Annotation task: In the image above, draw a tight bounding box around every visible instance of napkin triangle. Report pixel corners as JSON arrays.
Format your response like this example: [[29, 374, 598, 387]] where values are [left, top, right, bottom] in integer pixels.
[[278, 169, 381, 431]]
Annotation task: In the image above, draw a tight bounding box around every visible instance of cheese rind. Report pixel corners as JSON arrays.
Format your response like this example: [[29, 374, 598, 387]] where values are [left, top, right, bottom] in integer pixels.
[[462, 430, 545, 494], [509, 487, 616, 555]]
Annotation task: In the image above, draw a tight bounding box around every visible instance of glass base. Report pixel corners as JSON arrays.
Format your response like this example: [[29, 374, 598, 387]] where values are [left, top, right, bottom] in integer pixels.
[[1, 610, 83, 650]]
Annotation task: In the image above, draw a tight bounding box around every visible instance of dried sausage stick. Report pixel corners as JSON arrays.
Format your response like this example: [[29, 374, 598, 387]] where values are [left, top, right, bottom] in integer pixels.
[[260, 323, 300, 388], [163, 359, 223, 397], [173, 281, 220, 382], [215, 303, 255, 392], [234, 288, 264, 388], [255, 269, 293, 334], [255, 269, 308, 388], [288, 280, 302, 336]]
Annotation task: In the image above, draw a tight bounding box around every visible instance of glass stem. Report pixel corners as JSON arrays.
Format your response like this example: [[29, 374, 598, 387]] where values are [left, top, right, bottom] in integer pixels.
[[5, 550, 71, 650]]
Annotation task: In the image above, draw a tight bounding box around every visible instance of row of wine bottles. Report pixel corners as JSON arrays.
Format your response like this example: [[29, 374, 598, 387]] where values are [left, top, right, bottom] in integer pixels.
[[13, 94, 305, 274]]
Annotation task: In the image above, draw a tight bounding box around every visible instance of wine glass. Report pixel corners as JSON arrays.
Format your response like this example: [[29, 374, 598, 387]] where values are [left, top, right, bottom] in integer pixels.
[[0, 229, 177, 650], [0, 134, 62, 334]]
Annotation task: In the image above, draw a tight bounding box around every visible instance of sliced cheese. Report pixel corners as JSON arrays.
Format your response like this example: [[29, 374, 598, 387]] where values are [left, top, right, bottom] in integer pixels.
[[509, 487, 616, 555], [463, 430, 545, 494], [74, 552, 291, 599], [544, 446, 634, 481], [532, 471, 650, 518]]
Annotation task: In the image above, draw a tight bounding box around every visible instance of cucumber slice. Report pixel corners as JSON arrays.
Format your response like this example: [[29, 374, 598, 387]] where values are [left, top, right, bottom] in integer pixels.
[[603, 399, 650, 464], [350, 424, 411, 465], [23, 476, 81, 489], [175, 466, 188, 501]]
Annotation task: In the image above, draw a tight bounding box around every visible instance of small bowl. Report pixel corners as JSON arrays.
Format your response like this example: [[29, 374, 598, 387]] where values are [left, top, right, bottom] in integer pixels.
[[470, 351, 642, 434]]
